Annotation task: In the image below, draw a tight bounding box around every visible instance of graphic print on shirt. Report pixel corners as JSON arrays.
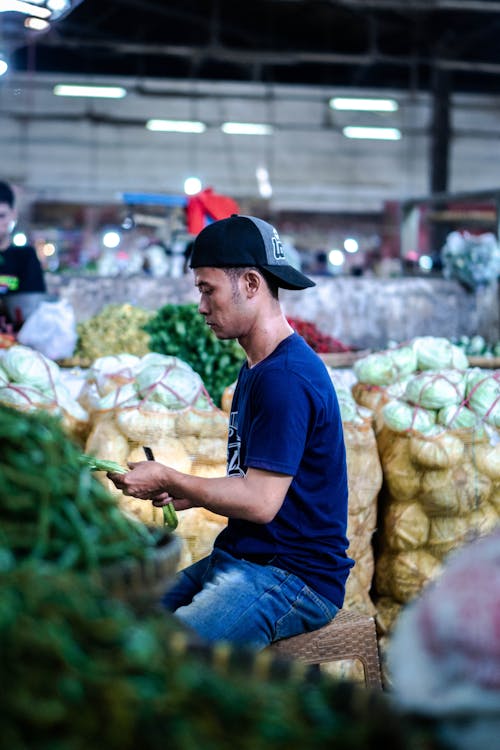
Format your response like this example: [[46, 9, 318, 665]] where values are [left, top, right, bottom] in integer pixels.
[[227, 410, 245, 477]]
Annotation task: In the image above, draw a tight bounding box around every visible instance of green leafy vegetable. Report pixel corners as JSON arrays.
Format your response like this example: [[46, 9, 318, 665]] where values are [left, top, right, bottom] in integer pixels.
[[81, 455, 128, 474]]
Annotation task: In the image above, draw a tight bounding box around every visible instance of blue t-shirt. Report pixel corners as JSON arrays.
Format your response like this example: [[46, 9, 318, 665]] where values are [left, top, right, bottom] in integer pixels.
[[215, 332, 354, 607]]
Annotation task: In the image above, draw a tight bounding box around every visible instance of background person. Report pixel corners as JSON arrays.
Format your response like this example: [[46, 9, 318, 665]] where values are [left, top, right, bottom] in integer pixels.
[[0, 180, 46, 327], [108, 214, 353, 648]]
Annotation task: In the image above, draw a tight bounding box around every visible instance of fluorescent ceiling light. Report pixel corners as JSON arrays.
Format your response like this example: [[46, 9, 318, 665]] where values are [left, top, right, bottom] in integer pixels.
[[330, 97, 398, 112], [0, 1, 51, 19], [24, 16, 50, 29], [0, 54, 8, 76], [221, 122, 273, 135], [343, 126, 401, 140], [146, 119, 206, 133], [53, 84, 127, 98]]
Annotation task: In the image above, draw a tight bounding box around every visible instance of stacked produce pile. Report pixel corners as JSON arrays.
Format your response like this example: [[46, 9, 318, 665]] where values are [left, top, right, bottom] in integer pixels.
[[0, 344, 89, 445], [80, 352, 229, 568], [287, 317, 352, 354], [68, 303, 153, 366], [351, 337, 500, 675], [0, 562, 435, 750], [327, 373, 382, 618]]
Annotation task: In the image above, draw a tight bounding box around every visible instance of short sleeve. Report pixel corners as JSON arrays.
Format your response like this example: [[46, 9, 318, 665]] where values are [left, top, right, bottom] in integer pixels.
[[244, 367, 312, 475]]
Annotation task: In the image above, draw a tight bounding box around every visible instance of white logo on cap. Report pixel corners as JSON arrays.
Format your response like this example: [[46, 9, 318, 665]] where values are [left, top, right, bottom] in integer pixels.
[[272, 229, 285, 260]]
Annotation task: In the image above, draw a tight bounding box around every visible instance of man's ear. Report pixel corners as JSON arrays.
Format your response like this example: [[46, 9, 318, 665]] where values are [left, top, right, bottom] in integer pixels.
[[243, 269, 262, 297]]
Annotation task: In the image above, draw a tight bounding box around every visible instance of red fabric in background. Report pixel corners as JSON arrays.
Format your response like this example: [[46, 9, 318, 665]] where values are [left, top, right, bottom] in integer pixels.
[[186, 188, 240, 235]]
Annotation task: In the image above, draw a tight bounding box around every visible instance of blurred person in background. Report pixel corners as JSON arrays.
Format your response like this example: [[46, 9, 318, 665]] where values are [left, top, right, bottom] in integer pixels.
[[0, 180, 46, 327], [0, 180, 46, 293]]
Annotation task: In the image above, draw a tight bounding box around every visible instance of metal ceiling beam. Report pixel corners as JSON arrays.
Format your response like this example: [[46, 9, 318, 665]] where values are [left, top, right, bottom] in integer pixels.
[[338, 0, 500, 11], [36, 37, 500, 76]]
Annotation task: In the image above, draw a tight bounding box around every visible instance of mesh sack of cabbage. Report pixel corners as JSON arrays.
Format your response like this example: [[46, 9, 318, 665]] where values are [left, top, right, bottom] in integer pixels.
[[0, 344, 89, 446], [80, 353, 229, 569], [370, 391, 499, 686]]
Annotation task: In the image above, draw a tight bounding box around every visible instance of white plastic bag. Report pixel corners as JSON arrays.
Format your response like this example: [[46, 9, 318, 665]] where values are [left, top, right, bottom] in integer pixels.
[[17, 299, 77, 361]]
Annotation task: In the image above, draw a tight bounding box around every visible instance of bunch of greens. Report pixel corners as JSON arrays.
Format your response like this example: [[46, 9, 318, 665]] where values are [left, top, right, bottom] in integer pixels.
[[0, 561, 434, 750], [144, 303, 245, 407], [0, 404, 162, 572]]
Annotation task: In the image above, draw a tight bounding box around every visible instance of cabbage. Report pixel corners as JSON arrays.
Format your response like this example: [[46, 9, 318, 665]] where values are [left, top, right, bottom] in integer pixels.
[[137, 352, 192, 371], [0, 384, 55, 412], [386, 378, 410, 400], [53, 383, 89, 422], [412, 336, 468, 371], [389, 346, 418, 379], [2, 345, 61, 391], [136, 362, 204, 409], [89, 354, 141, 377], [353, 352, 398, 386], [335, 386, 366, 424], [0, 365, 9, 386], [437, 403, 484, 432], [96, 382, 139, 411], [404, 370, 465, 410], [382, 399, 436, 434], [466, 369, 500, 427]]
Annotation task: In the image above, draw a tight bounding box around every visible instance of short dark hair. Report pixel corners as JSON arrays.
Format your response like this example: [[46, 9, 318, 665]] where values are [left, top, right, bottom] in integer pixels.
[[0, 181, 15, 208], [223, 266, 279, 300]]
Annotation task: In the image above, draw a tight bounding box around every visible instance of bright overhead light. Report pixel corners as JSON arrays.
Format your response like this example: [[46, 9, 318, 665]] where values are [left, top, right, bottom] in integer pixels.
[[330, 97, 399, 112], [146, 119, 206, 133], [24, 15, 50, 29], [13, 232, 27, 247], [328, 249, 345, 267], [221, 122, 273, 135], [0, 54, 8, 76], [0, 2, 51, 19], [53, 84, 127, 98], [184, 176, 202, 195], [343, 126, 401, 141], [102, 230, 121, 249], [344, 238, 359, 253]]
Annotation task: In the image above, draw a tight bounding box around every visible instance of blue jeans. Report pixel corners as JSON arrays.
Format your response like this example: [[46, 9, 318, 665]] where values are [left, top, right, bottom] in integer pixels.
[[161, 547, 338, 649]]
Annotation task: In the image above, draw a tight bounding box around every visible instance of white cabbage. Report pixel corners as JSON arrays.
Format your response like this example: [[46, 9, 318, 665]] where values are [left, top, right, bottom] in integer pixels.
[[353, 352, 399, 386], [2, 345, 61, 391], [0, 384, 55, 411], [405, 370, 465, 410], [89, 353, 141, 377], [466, 369, 500, 427], [54, 383, 89, 422], [137, 352, 192, 371], [96, 382, 139, 411], [136, 362, 204, 409], [382, 399, 436, 434], [412, 336, 469, 371], [389, 345, 418, 379], [0, 365, 9, 386], [438, 403, 485, 433]]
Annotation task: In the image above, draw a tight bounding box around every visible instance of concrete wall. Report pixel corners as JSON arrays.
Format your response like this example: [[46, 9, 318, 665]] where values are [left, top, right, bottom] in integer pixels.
[[2, 72, 500, 215], [46, 272, 500, 350]]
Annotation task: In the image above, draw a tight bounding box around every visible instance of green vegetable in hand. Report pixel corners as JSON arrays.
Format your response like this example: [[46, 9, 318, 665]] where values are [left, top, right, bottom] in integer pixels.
[[81, 455, 128, 474], [162, 502, 178, 531]]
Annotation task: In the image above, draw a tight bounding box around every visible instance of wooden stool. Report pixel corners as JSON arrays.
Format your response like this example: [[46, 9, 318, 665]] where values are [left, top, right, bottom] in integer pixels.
[[267, 609, 383, 688]]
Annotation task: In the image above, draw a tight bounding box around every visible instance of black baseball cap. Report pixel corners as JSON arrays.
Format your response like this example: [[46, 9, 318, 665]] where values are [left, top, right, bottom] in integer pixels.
[[190, 214, 315, 290]]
